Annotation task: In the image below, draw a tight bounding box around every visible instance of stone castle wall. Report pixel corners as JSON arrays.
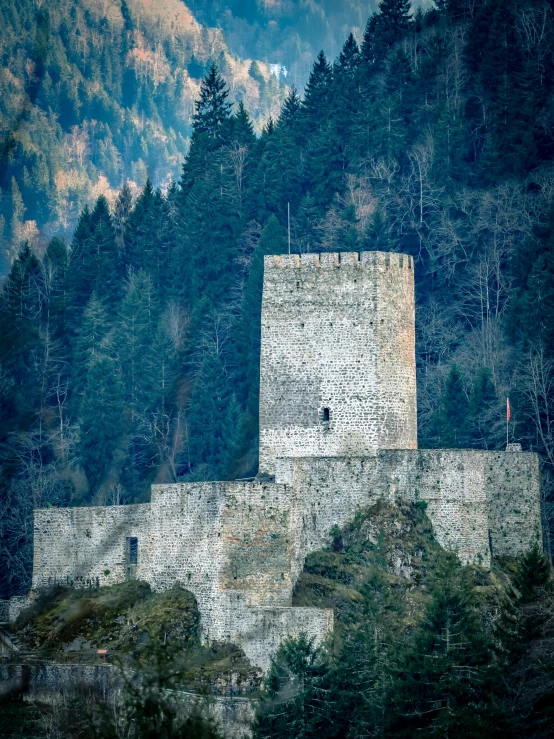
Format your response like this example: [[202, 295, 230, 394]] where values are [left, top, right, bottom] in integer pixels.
[[31, 481, 334, 669], [26, 250, 543, 675], [258, 252, 417, 476], [32, 503, 151, 590], [278, 450, 541, 570], [30, 448, 541, 668]]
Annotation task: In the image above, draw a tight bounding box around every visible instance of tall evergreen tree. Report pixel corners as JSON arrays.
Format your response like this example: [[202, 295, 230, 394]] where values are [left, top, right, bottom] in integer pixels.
[[300, 51, 332, 136], [428, 365, 470, 448], [181, 63, 233, 194], [72, 292, 110, 399], [187, 348, 230, 479], [362, 0, 412, 68], [115, 271, 158, 422], [0, 243, 43, 375], [43, 236, 68, 343], [391, 556, 502, 737], [278, 87, 302, 133], [79, 355, 123, 496]]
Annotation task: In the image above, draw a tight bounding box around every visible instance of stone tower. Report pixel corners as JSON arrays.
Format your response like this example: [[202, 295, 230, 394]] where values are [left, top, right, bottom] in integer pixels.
[[258, 251, 418, 475]]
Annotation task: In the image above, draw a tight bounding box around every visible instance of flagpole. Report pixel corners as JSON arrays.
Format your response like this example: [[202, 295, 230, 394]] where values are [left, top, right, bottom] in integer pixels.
[[506, 397, 510, 448], [288, 202, 291, 255]]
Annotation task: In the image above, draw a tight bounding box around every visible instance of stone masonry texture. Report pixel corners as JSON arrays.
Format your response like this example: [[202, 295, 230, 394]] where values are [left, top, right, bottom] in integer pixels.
[[26, 251, 542, 672], [259, 252, 417, 476]]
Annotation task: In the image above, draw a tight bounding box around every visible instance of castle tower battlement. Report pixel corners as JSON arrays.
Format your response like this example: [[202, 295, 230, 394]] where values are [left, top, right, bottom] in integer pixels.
[[258, 251, 418, 475]]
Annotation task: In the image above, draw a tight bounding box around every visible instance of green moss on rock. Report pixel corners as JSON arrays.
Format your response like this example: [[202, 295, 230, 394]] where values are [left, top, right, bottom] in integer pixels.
[[293, 501, 502, 632], [14, 581, 198, 654]]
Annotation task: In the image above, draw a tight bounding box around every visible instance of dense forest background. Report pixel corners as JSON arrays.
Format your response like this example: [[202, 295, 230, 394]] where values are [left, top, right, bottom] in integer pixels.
[[0, 0, 378, 271], [0, 0, 290, 269], [189, 0, 377, 87], [2, 0, 554, 599]]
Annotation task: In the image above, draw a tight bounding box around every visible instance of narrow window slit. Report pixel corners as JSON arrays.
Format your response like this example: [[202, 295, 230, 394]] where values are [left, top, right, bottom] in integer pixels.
[[129, 537, 138, 565]]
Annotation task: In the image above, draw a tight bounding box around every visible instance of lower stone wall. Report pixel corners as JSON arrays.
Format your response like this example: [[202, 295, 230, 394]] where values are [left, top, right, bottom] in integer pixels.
[[377, 450, 492, 566], [486, 451, 542, 556], [219, 592, 334, 670], [0, 663, 118, 702], [29, 449, 540, 674], [0, 664, 254, 738], [32, 504, 151, 590]]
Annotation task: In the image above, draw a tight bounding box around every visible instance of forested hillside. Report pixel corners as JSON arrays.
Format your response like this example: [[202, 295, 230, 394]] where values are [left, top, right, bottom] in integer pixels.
[[2, 0, 554, 599], [190, 0, 377, 88], [0, 0, 287, 270]]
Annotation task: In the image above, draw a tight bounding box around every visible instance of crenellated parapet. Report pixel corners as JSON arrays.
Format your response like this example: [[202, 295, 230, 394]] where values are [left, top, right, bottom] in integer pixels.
[[263, 250, 414, 270]]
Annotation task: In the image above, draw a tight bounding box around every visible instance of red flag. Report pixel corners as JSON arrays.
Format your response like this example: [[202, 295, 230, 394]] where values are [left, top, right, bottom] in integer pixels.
[[507, 397, 511, 421]]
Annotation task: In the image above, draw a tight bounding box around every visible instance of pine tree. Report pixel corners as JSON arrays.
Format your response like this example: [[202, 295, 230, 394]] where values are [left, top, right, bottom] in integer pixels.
[[66, 206, 93, 334], [192, 62, 232, 139], [79, 356, 123, 496], [43, 237, 69, 344], [300, 51, 332, 136], [380, 0, 413, 56], [361, 14, 380, 67], [362, 210, 392, 251], [181, 64, 234, 196], [122, 180, 159, 275], [428, 365, 470, 448], [113, 271, 158, 496], [362, 0, 412, 69], [278, 87, 301, 132], [135, 318, 178, 470], [182, 168, 242, 307], [307, 120, 346, 209], [113, 182, 133, 247], [390, 556, 501, 738], [468, 367, 498, 448], [232, 101, 256, 146], [251, 125, 303, 224], [0, 243, 43, 372], [331, 34, 362, 139], [230, 102, 257, 202], [89, 212, 120, 309], [72, 292, 110, 399], [115, 271, 158, 422], [187, 348, 230, 479], [513, 546, 551, 604], [253, 635, 325, 739], [295, 195, 320, 254], [66, 196, 119, 328]]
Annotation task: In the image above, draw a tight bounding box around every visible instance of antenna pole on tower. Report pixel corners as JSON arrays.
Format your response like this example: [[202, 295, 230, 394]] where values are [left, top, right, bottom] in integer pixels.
[[288, 202, 291, 255]]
